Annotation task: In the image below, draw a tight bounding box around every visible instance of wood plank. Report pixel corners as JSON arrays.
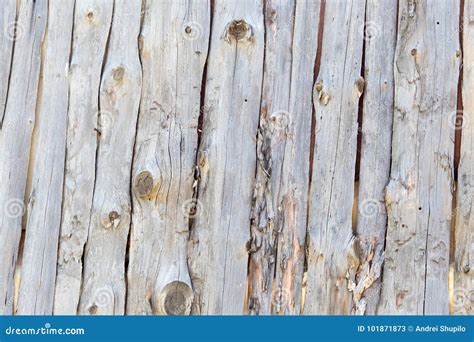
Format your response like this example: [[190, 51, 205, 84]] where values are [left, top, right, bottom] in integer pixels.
[[0, 0, 47, 315], [16, 0, 75, 315], [379, 0, 460, 314], [352, 0, 397, 315], [247, 0, 320, 315], [54, 0, 114, 315], [127, 0, 210, 315], [78, 0, 142, 315], [0, 0, 15, 125], [304, 0, 365, 315], [453, 0, 474, 315], [188, 0, 265, 314]]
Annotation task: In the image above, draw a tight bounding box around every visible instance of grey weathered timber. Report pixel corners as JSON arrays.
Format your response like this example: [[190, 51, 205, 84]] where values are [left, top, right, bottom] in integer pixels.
[[247, 0, 320, 315], [127, 0, 210, 315], [0, 0, 15, 126], [0, 0, 47, 315], [54, 0, 114, 315], [188, 0, 264, 314], [352, 0, 397, 315], [304, 0, 366, 315], [16, 0, 75, 315], [379, 0, 460, 315], [78, 0, 142, 315], [453, 0, 473, 315]]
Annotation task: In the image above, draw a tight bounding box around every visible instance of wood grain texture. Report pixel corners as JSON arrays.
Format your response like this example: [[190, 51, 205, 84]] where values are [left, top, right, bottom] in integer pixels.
[[188, 0, 265, 314], [453, 0, 474, 315], [304, 0, 366, 315], [78, 0, 142, 315], [0, 0, 15, 125], [0, 0, 47, 315], [127, 0, 210, 315], [54, 0, 114, 315], [379, 0, 460, 315], [353, 0, 397, 315], [16, 0, 75, 315], [247, 0, 320, 315]]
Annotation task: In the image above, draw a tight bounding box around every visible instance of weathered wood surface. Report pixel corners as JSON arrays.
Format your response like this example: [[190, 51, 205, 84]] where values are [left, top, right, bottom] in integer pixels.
[[304, 0, 365, 315], [379, 0, 460, 315], [453, 0, 473, 315], [0, 0, 47, 315], [353, 0, 397, 315], [248, 0, 320, 315], [0, 0, 472, 316], [16, 0, 74, 315]]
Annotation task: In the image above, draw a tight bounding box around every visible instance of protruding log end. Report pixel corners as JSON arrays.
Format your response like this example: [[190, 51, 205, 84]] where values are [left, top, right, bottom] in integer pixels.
[[224, 20, 253, 43], [155, 281, 193, 316]]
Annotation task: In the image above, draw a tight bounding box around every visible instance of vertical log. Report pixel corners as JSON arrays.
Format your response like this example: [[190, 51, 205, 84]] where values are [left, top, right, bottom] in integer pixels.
[[54, 0, 114, 315], [78, 0, 142, 315], [247, 0, 320, 315], [16, 0, 75, 315], [379, 0, 461, 314], [353, 0, 397, 315], [453, 0, 474, 315], [127, 0, 210, 315], [0, 0, 15, 125], [188, 0, 264, 314], [304, 0, 365, 315], [0, 0, 47, 315]]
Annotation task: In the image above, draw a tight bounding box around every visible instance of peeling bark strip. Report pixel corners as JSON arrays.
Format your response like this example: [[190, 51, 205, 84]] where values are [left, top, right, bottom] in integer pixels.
[[453, 0, 474, 315], [353, 0, 397, 315], [379, 0, 460, 315], [54, 0, 114, 315], [127, 0, 210, 315], [0, 0, 47, 315], [304, 0, 365, 315], [188, 0, 264, 314], [247, 0, 320, 315], [16, 0, 75, 315], [78, 0, 142, 315], [0, 0, 15, 126]]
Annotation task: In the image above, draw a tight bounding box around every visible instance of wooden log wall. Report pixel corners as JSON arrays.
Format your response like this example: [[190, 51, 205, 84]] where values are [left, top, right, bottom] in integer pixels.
[[0, 0, 472, 316]]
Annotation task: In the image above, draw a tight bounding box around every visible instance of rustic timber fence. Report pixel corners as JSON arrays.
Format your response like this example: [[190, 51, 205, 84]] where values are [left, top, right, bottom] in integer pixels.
[[0, 0, 472, 316]]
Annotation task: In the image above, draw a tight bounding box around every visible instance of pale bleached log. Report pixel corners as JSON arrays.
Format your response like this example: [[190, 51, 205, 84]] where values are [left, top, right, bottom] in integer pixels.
[[16, 0, 75, 315], [54, 0, 114, 315], [452, 0, 474, 315], [247, 0, 320, 315], [379, 0, 460, 314], [78, 0, 142, 315], [352, 0, 397, 315], [127, 0, 210, 315], [304, 0, 365, 315], [0, 0, 15, 125], [188, 0, 264, 314], [0, 0, 47, 315]]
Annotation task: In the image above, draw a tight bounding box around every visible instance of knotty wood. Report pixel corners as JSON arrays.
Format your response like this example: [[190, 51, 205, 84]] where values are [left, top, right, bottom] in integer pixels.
[[188, 0, 265, 314], [54, 0, 114, 315], [353, 0, 397, 315], [453, 0, 473, 315], [0, 0, 47, 315], [127, 0, 210, 315], [304, 0, 366, 315], [0, 0, 15, 126], [78, 0, 142, 315], [379, 0, 461, 315], [247, 0, 320, 315]]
